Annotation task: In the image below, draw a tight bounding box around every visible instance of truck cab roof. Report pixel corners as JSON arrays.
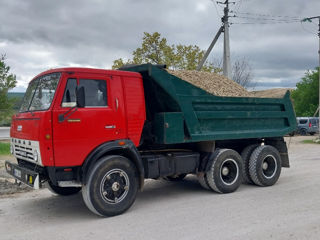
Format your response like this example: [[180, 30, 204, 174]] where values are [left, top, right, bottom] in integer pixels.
[[32, 67, 141, 81]]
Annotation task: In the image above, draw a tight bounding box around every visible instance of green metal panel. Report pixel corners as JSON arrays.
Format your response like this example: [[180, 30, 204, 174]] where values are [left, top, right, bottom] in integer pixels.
[[153, 112, 184, 144], [123, 64, 297, 144]]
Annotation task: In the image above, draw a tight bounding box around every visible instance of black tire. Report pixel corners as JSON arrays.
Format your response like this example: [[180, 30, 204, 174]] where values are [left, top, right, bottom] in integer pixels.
[[241, 144, 260, 184], [299, 128, 307, 136], [82, 155, 139, 217], [205, 149, 243, 193], [197, 174, 210, 190], [164, 173, 187, 181], [47, 181, 81, 196], [310, 132, 315, 136], [249, 145, 281, 187]]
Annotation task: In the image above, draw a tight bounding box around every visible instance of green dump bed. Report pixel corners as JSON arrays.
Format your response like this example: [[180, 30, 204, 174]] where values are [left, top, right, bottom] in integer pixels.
[[124, 64, 297, 144]]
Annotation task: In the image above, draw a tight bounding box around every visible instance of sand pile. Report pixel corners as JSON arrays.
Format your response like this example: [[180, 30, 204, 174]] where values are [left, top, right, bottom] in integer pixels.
[[251, 88, 293, 98], [167, 70, 251, 97]]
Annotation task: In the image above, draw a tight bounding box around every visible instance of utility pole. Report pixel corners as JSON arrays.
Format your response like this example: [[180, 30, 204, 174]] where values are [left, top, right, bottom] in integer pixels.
[[196, 26, 223, 71], [222, 0, 232, 79], [197, 0, 234, 79], [303, 16, 320, 138]]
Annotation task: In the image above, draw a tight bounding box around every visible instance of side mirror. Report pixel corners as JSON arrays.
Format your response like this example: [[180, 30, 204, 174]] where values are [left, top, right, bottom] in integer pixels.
[[76, 86, 85, 108]]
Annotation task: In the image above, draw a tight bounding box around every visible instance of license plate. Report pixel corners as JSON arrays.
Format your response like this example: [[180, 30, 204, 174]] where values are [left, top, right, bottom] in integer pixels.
[[14, 168, 21, 178]]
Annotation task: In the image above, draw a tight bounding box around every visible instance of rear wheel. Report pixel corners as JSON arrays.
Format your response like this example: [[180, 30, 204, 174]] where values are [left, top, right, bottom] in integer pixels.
[[299, 128, 307, 135], [249, 145, 281, 186], [197, 174, 210, 190], [82, 155, 139, 217], [47, 181, 81, 196], [241, 144, 259, 184], [205, 149, 243, 193]]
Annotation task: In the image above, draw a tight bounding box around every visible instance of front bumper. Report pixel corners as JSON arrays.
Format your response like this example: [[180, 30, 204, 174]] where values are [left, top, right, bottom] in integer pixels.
[[5, 161, 40, 189]]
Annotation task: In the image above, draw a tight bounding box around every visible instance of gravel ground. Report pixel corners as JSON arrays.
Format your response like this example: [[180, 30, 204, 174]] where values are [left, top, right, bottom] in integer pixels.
[[0, 136, 319, 240], [0, 155, 32, 197]]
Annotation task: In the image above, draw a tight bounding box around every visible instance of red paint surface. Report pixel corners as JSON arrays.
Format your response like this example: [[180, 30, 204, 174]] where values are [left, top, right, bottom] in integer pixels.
[[11, 68, 146, 167]]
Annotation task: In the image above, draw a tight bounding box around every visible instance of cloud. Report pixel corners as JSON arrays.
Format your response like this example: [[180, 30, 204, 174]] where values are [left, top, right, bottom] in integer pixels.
[[0, 0, 319, 91]]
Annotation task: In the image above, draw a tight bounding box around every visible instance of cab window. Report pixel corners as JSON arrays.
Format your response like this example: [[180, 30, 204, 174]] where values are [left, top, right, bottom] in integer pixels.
[[79, 79, 107, 107], [62, 78, 77, 107]]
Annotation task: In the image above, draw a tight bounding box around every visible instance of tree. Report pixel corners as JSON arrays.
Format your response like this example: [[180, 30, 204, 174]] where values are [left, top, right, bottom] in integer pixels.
[[112, 32, 217, 72], [112, 32, 255, 88], [232, 57, 254, 89], [0, 55, 17, 123], [291, 68, 319, 116]]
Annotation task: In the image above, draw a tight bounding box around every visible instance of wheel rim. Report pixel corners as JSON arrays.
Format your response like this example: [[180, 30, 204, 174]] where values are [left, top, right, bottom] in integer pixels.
[[262, 155, 277, 179], [100, 168, 130, 204], [219, 159, 239, 185]]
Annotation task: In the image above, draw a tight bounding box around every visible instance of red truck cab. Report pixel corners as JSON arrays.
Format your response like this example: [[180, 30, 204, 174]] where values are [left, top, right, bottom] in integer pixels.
[[7, 68, 146, 196]]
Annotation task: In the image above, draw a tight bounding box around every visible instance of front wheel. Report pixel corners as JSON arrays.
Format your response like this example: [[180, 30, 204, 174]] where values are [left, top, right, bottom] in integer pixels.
[[82, 155, 138, 217], [47, 181, 81, 196]]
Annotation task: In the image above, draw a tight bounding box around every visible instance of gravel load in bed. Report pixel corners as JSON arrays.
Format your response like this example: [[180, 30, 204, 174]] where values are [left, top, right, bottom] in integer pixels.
[[167, 69, 251, 97], [251, 88, 293, 98]]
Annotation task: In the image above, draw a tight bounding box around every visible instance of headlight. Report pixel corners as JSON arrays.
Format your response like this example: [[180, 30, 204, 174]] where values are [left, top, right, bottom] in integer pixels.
[[10, 144, 14, 154], [33, 150, 39, 162]]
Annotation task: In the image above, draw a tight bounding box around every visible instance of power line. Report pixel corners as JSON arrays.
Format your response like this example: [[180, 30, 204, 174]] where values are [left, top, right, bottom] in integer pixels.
[[234, 16, 300, 21], [211, 0, 222, 18], [234, 0, 243, 12], [230, 10, 301, 20], [300, 21, 318, 35], [231, 21, 301, 25]]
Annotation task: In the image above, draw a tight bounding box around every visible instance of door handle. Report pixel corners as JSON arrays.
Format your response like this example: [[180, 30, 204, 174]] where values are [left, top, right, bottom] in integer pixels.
[[105, 125, 116, 129], [115, 98, 119, 111]]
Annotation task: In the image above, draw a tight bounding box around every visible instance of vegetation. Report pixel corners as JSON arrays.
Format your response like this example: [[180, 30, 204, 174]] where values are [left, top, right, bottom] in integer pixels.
[[232, 57, 254, 89], [0, 55, 17, 125], [112, 32, 220, 73], [112, 32, 254, 88], [0, 142, 10, 155], [291, 68, 319, 117], [302, 139, 320, 144]]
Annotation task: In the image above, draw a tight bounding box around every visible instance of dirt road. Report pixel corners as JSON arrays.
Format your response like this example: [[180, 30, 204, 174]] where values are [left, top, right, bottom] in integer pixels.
[[0, 136, 319, 240]]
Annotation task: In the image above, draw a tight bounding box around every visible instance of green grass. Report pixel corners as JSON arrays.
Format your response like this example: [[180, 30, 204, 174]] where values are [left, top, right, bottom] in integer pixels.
[[302, 139, 320, 144], [0, 142, 10, 155]]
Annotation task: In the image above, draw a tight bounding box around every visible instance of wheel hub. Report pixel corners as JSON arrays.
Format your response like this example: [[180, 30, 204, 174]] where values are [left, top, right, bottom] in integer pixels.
[[219, 158, 239, 186], [100, 169, 130, 204], [112, 182, 120, 191], [222, 167, 230, 176], [262, 162, 268, 170], [262, 155, 277, 179]]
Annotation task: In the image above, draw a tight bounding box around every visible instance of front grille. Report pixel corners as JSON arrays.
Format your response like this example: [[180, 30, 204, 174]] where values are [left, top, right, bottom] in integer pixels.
[[14, 144, 34, 161], [12, 138, 42, 166]]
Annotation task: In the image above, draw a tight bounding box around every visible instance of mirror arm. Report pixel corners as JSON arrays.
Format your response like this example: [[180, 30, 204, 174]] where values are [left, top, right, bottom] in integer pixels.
[[58, 106, 78, 123]]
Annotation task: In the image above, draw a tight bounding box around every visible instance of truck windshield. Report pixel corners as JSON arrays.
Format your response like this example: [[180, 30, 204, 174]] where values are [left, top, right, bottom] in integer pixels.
[[20, 73, 61, 112]]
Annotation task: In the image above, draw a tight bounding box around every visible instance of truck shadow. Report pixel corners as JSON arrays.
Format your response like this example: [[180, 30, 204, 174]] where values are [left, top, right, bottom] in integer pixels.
[[17, 175, 215, 219]]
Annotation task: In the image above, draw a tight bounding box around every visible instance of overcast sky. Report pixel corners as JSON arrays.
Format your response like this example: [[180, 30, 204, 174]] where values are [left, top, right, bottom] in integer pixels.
[[1, 0, 319, 91]]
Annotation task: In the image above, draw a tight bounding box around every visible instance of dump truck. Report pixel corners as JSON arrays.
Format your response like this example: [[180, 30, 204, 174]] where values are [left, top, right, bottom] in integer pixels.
[[5, 64, 296, 216]]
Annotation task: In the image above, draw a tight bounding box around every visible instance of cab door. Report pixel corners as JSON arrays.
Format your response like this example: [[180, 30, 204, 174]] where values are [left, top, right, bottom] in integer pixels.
[[52, 72, 126, 167]]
